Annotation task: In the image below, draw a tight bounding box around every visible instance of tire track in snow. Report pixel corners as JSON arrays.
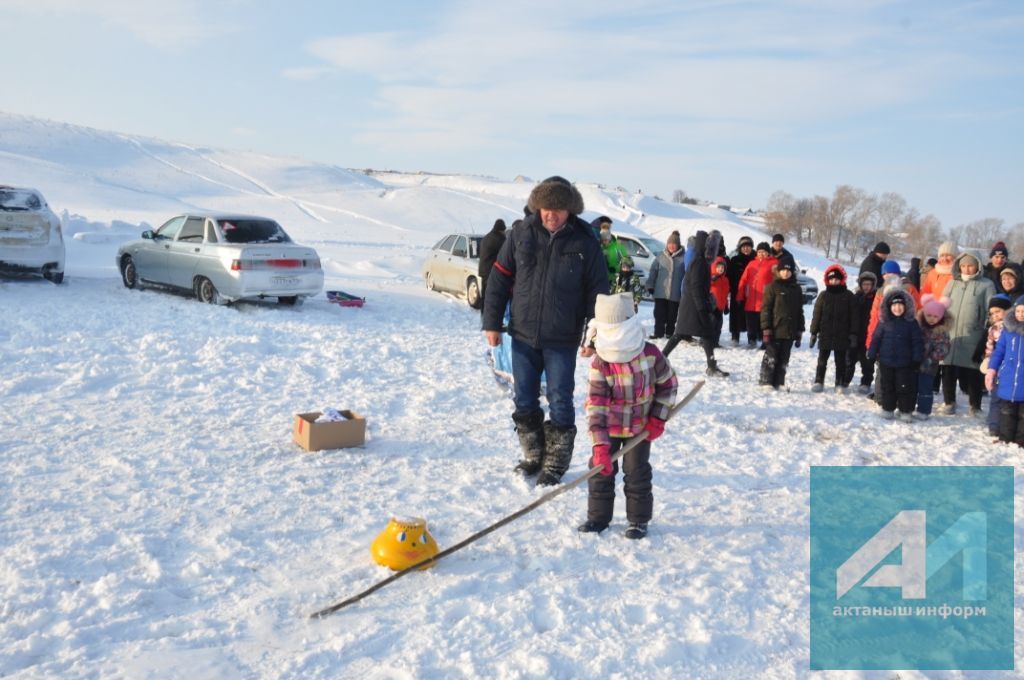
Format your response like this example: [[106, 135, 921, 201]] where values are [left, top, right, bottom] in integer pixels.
[[119, 136, 268, 198]]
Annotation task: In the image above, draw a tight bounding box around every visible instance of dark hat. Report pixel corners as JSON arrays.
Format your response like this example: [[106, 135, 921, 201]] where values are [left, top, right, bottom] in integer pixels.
[[738, 235, 754, 249], [991, 241, 1009, 257], [590, 215, 613, 229], [493, 218, 507, 232], [777, 261, 795, 273], [990, 294, 1012, 310], [874, 241, 891, 254], [888, 292, 907, 306], [667, 231, 681, 247], [772, 233, 785, 243], [756, 241, 771, 253], [527, 177, 584, 215], [927, 257, 938, 267]]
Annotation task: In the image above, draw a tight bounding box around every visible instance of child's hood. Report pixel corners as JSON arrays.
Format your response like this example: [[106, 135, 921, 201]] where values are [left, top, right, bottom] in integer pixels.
[[879, 287, 917, 323], [1002, 298, 1024, 334]]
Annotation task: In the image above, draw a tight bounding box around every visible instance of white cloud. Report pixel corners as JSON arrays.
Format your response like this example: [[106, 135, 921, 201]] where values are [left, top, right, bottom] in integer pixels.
[[0, 0, 226, 46]]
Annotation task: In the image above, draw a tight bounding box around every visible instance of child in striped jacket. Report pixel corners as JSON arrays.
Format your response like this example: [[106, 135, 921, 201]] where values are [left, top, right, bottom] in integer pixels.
[[580, 293, 678, 540]]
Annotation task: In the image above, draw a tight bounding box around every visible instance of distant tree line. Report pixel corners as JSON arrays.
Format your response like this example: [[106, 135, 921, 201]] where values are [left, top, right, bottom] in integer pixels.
[[761, 186, 1024, 264]]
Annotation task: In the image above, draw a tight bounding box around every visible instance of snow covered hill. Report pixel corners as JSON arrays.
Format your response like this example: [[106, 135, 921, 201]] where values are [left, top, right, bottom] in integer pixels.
[[2, 111, 1021, 678]]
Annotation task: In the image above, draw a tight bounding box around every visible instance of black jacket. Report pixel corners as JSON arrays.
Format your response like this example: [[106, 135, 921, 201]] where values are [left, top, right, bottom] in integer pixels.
[[810, 285, 859, 346], [482, 214, 608, 348], [760, 272, 805, 339], [859, 253, 886, 281], [675, 231, 716, 338], [478, 225, 506, 280]]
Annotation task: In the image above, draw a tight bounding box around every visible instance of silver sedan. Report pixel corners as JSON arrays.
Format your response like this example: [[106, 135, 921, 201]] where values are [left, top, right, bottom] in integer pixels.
[[116, 212, 324, 304]]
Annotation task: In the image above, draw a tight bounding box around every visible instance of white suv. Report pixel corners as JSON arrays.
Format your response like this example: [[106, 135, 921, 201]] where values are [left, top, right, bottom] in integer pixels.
[[0, 186, 65, 283]]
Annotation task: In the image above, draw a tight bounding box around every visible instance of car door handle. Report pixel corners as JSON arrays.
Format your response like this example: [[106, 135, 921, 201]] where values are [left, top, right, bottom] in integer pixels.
[[194, 248, 200, 252], [164, 244, 171, 249]]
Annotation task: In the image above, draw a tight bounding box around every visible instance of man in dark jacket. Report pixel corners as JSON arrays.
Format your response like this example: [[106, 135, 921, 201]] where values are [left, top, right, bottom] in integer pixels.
[[759, 261, 805, 389], [770, 233, 796, 270], [663, 230, 729, 376], [859, 241, 891, 280], [477, 218, 507, 312], [483, 176, 609, 486], [983, 241, 1019, 289]]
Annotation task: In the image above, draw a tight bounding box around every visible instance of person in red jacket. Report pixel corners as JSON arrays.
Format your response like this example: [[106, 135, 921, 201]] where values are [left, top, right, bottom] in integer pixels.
[[710, 255, 729, 349], [736, 242, 778, 349]]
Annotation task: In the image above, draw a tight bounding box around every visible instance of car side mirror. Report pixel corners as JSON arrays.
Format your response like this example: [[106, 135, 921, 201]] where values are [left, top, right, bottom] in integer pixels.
[[142, 230, 154, 240]]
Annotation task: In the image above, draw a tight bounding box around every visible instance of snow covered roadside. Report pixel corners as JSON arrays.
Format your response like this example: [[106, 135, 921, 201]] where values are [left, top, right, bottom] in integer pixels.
[[3, 266, 1022, 678]]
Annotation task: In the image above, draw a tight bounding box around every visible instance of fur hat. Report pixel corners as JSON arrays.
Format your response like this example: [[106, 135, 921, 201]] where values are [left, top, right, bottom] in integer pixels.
[[857, 271, 877, 286], [991, 241, 1009, 257], [938, 241, 957, 257], [594, 292, 635, 324], [881, 260, 901, 276], [756, 241, 771, 254], [738, 235, 754, 249], [527, 176, 584, 215], [990, 294, 1012, 311], [873, 241, 891, 255], [667, 231, 681, 248]]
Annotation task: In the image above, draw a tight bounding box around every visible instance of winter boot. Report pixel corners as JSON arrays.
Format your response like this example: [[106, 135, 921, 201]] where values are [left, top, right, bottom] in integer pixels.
[[535, 421, 576, 486], [705, 359, 729, 378], [577, 520, 609, 533], [811, 383, 824, 393], [511, 410, 545, 476], [624, 522, 648, 540]]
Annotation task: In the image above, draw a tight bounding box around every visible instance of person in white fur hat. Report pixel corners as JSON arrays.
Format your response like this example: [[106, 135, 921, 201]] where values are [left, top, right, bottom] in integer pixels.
[[578, 293, 678, 540]]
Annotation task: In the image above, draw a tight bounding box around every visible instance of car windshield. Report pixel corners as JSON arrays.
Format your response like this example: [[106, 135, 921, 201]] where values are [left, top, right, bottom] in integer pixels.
[[217, 219, 291, 244], [0, 188, 43, 212], [640, 238, 664, 253]]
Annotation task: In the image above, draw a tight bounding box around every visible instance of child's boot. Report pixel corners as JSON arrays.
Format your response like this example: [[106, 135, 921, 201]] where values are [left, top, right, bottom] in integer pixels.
[[577, 520, 609, 533], [624, 522, 648, 540]]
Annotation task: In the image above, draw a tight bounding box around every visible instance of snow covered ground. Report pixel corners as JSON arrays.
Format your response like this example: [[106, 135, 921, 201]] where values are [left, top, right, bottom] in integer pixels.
[[1, 112, 1022, 678]]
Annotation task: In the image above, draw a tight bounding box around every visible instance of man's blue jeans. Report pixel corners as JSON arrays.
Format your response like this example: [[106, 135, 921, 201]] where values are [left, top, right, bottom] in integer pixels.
[[510, 337, 578, 428]]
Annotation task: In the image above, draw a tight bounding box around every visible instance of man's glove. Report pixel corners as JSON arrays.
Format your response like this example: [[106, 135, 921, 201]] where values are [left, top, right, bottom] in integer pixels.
[[645, 417, 666, 442], [794, 334, 802, 348], [762, 329, 773, 345], [591, 444, 613, 476], [809, 334, 818, 349]]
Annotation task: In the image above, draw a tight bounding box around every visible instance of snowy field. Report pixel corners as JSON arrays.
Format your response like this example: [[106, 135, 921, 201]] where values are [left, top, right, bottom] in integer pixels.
[[1, 112, 1022, 678]]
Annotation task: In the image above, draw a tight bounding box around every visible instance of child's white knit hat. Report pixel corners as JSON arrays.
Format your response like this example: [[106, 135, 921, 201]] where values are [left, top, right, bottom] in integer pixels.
[[594, 293, 634, 324]]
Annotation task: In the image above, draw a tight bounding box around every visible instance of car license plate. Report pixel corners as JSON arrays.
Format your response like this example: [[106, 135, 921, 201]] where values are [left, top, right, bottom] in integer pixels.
[[272, 276, 299, 287]]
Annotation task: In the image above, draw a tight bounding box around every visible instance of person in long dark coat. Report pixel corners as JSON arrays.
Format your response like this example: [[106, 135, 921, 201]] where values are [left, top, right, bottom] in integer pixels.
[[478, 219, 507, 312], [726, 236, 755, 344], [663, 230, 728, 376]]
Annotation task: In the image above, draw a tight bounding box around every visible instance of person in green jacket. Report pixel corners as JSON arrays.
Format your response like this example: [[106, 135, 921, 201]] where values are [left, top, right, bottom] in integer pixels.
[[598, 226, 629, 284]]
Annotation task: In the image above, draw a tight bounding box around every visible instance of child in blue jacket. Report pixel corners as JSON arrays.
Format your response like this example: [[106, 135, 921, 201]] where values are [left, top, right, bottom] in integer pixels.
[[868, 290, 924, 421], [985, 295, 1024, 445]]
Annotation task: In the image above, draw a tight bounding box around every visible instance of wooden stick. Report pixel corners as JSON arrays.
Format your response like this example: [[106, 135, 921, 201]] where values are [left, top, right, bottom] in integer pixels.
[[308, 379, 705, 619]]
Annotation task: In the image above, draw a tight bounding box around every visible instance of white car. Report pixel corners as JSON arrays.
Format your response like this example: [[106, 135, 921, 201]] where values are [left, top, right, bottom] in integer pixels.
[[615, 233, 664, 299], [0, 185, 65, 283], [117, 212, 323, 305]]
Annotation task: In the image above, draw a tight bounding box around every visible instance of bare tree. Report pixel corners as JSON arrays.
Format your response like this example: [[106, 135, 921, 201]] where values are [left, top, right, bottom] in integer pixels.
[[822, 185, 864, 260], [764, 190, 795, 240], [844, 193, 878, 263], [672, 189, 688, 204], [1004, 222, 1024, 262]]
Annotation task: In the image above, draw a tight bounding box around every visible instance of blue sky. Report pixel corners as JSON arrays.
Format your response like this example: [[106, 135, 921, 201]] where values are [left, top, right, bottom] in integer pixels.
[[1, 0, 1021, 228]]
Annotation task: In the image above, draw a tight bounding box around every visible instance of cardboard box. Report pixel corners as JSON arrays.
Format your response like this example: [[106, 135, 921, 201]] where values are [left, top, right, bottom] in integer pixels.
[[293, 410, 366, 451]]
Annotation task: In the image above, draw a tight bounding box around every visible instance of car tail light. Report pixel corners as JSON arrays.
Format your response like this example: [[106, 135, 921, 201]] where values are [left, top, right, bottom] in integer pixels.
[[230, 259, 253, 271], [266, 258, 302, 268]]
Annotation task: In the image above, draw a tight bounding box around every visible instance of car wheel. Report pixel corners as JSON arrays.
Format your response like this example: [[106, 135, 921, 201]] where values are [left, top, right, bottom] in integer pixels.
[[425, 272, 435, 291], [194, 276, 221, 304], [120, 256, 139, 289], [278, 295, 299, 305], [466, 277, 482, 309], [44, 270, 64, 285]]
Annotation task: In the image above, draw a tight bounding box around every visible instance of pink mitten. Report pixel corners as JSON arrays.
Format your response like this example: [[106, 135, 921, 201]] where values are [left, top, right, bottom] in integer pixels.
[[591, 444, 613, 476]]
